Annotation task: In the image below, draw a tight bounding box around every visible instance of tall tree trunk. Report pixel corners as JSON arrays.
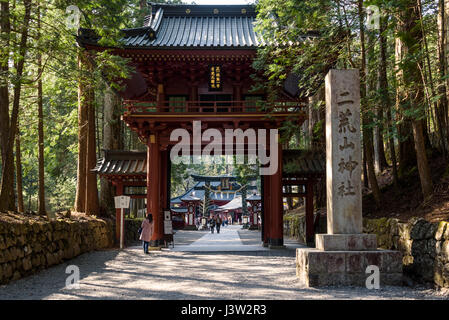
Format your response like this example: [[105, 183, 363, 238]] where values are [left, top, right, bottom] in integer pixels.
[[367, 25, 387, 173], [412, 120, 433, 198], [395, 30, 417, 176], [74, 52, 88, 213], [379, 14, 399, 187], [437, 0, 449, 156], [0, 0, 13, 211], [100, 83, 122, 215], [84, 56, 99, 216], [444, 0, 449, 151], [376, 110, 388, 170], [396, 0, 433, 199], [37, 1, 46, 216], [359, 0, 381, 206], [0, 0, 31, 212], [416, 0, 440, 153], [15, 125, 24, 212], [363, 147, 369, 188]]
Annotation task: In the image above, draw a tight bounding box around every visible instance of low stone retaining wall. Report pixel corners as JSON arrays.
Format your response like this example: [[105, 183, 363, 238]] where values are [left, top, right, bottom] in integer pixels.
[[125, 218, 144, 246], [284, 213, 449, 288], [284, 212, 327, 244], [364, 217, 449, 288], [0, 213, 114, 285]]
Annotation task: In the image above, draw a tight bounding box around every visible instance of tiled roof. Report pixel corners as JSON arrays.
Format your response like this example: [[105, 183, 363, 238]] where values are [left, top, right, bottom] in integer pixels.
[[122, 15, 263, 49], [247, 194, 261, 201], [216, 196, 242, 211], [78, 4, 263, 49], [93, 150, 146, 176], [93, 149, 325, 178], [282, 150, 325, 176]]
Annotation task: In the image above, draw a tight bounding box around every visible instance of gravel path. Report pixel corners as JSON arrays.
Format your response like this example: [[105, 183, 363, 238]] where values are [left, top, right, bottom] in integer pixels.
[[0, 227, 448, 300]]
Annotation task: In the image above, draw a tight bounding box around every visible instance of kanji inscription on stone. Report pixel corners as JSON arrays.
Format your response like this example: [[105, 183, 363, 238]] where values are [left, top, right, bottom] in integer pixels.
[[338, 156, 358, 178], [325, 69, 362, 234]]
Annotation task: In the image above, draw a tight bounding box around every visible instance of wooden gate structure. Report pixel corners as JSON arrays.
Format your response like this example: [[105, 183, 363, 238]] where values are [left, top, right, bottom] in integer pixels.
[[80, 3, 324, 248]]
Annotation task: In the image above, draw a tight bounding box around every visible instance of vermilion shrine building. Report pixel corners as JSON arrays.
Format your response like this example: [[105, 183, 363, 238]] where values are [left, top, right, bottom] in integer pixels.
[[80, 3, 324, 248], [170, 174, 258, 226]]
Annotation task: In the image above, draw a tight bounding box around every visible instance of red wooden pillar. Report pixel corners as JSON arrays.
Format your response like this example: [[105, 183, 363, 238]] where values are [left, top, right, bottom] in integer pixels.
[[248, 205, 253, 225], [269, 141, 283, 247], [115, 182, 123, 245], [233, 84, 242, 111], [147, 134, 164, 247], [190, 84, 198, 102], [305, 180, 315, 245], [263, 174, 271, 246], [160, 150, 168, 210], [156, 84, 165, 111]]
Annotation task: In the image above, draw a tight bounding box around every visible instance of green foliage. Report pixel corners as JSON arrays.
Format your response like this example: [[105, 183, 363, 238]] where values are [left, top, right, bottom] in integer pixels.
[[0, 0, 178, 213], [254, 0, 445, 167], [253, 0, 349, 139]]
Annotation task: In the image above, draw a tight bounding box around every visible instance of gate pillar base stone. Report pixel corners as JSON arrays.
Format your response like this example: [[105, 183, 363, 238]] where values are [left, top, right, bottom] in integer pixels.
[[149, 239, 164, 248], [269, 245, 286, 250], [296, 234, 403, 287], [268, 238, 284, 248]]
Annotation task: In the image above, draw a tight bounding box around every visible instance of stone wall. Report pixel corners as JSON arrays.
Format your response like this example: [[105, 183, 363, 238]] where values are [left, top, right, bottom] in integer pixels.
[[364, 217, 449, 288], [284, 213, 449, 288], [284, 212, 327, 244], [0, 213, 114, 285], [125, 218, 144, 246]]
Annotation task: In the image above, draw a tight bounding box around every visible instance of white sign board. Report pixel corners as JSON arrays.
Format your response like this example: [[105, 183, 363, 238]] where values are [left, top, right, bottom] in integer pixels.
[[164, 211, 171, 221], [164, 220, 173, 234], [114, 196, 130, 209]]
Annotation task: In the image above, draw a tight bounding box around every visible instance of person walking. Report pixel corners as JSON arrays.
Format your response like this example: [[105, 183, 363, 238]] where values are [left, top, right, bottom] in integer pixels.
[[216, 216, 222, 233], [140, 213, 154, 254], [209, 216, 216, 234]]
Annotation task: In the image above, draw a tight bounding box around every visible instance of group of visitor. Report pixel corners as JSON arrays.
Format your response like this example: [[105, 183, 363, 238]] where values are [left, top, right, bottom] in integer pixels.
[[138, 212, 233, 254], [208, 215, 225, 234]]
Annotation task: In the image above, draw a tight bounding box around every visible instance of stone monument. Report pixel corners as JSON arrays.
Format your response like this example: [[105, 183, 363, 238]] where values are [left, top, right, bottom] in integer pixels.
[[296, 69, 403, 287]]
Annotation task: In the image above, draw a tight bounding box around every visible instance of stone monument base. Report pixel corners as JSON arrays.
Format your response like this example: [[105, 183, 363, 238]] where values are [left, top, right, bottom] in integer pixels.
[[316, 234, 377, 251], [296, 247, 403, 287]]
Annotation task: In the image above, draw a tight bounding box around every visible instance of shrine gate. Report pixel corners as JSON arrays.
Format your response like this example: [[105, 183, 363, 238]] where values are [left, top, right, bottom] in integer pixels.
[[80, 3, 322, 248]]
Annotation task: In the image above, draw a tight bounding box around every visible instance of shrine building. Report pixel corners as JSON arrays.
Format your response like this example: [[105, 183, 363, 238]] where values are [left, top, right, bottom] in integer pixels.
[[170, 174, 259, 228]]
